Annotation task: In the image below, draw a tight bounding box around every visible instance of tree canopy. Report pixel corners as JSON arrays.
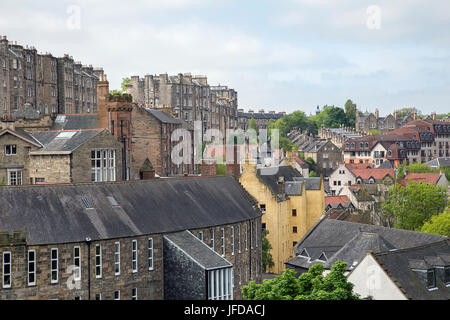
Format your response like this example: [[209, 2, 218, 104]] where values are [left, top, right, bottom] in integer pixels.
[[420, 206, 450, 237], [242, 262, 359, 300], [382, 183, 447, 231], [344, 99, 357, 128], [261, 230, 274, 272]]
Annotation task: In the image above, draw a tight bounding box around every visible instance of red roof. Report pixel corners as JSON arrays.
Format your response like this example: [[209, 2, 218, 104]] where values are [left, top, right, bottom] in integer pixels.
[[294, 154, 306, 165], [398, 172, 441, 186], [345, 163, 372, 170], [348, 167, 395, 180], [325, 195, 351, 206]]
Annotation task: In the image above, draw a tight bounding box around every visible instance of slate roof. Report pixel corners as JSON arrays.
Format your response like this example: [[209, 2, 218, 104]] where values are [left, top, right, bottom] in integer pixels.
[[0, 176, 260, 245], [285, 217, 445, 271], [0, 128, 42, 147], [30, 129, 104, 154], [143, 108, 181, 124], [427, 157, 450, 169], [371, 240, 450, 300], [51, 114, 99, 130], [164, 231, 232, 270], [256, 166, 320, 199]]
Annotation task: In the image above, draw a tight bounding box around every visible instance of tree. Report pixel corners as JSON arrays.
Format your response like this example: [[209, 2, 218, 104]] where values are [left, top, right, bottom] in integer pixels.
[[304, 157, 316, 173], [382, 183, 447, 231], [121, 77, 131, 92], [280, 137, 294, 152], [262, 230, 274, 272], [242, 262, 359, 300], [344, 99, 357, 128], [248, 118, 257, 131], [309, 170, 317, 177], [420, 206, 450, 237], [310, 105, 347, 129]]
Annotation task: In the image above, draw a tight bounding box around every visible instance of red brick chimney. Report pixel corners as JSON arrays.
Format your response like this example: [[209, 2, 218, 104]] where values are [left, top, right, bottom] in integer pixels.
[[226, 144, 241, 177], [201, 159, 217, 176]]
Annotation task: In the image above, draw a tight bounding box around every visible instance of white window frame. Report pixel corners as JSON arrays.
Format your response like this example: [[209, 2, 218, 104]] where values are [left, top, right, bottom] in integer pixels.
[[3, 251, 11, 288], [7, 169, 22, 186], [238, 225, 241, 253], [114, 290, 120, 300], [95, 244, 102, 278], [28, 250, 36, 286], [132, 240, 138, 273], [148, 238, 153, 271], [231, 226, 235, 255], [51, 248, 58, 284], [91, 149, 116, 182], [221, 228, 225, 256], [198, 231, 203, 242], [5, 144, 17, 155], [114, 242, 120, 276], [245, 225, 248, 251], [210, 229, 214, 250], [132, 287, 137, 300], [95, 293, 101, 300], [74, 246, 81, 281]]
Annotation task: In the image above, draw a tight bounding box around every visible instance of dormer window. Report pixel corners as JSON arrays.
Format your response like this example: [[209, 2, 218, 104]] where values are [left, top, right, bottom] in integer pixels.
[[299, 248, 309, 258], [318, 252, 327, 262], [427, 269, 436, 289]]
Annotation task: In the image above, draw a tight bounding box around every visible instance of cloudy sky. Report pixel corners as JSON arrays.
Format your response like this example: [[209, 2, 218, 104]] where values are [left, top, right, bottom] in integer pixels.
[[1, 0, 449, 115]]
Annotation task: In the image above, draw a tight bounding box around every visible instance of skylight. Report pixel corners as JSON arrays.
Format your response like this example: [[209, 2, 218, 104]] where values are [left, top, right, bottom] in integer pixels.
[[81, 197, 93, 208], [55, 115, 66, 123], [56, 131, 76, 139], [107, 196, 119, 206]]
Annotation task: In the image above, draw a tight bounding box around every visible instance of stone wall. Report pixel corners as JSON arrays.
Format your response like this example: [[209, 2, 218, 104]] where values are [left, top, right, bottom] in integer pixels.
[[28, 154, 71, 184]]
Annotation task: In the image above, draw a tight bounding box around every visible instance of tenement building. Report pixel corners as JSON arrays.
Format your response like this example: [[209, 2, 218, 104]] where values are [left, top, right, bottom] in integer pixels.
[[0, 35, 99, 117], [237, 109, 285, 131], [0, 176, 262, 300], [239, 160, 324, 273], [355, 108, 414, 134], [125, 73, 239, 138]]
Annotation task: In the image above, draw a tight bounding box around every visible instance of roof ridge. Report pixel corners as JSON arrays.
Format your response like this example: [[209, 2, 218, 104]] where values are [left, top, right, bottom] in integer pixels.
[[374, 239, 450, 257]]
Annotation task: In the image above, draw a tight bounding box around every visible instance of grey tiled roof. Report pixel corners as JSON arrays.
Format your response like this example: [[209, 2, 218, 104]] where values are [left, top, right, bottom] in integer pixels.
[[286, 217, 445, 271], [144, 108, 181, 124], [51, 114, 99, 130], [13, 104, 40, 120], [427, 157, 450, 169], [0, 176, 260, 245], [164, 231, 232, 270], [373, 240, 450, 300], [30, 129, 103, 153]]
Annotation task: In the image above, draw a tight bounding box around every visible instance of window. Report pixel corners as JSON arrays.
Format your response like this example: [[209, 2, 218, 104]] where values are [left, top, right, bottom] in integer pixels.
[[231, 227, 235, 255], [95, 293, 101, 300], [260, 204, 266, 213], [427, 269, 436, 289], [74, 246, 81, 281], [293, 226, 298, 233], [8, 169, 22, 185], [207, 268, 233, 300], [132, 288, 137, 300], [132, 240, 138, 273], [148, 238, 153, 270], [238, 225, 241, 253], [221, 228, 225, 256], [245, 225, 248, 251], [292, 209, 297, 216], [210, 229, 214, 249], [5, 145, 17, 155], [114, 242, 120, 275], [51, 248, 58, 284], [114, 290, 120, 300], [28, 250, 36, 286], [198, 232, 203, 242], [95, 244, 102, 278], [444, 266, 450, 285], [91, 149, 116, 182], [3, 251, 11, 288]]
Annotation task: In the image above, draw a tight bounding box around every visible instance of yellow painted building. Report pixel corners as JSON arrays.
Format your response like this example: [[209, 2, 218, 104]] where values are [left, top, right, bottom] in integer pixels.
[[239, 159, 325, 274]]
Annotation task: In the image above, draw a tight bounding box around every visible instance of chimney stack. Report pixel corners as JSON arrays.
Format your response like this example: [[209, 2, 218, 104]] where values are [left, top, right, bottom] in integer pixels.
[[277, 176, 285, 196]]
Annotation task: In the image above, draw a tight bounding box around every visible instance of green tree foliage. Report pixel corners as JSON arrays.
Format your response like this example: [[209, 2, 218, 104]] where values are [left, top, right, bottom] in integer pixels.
[[398, 162, 450, 181], [382, 183, 447, 231], [420, 206, 450, 237], [396, 107, 418, 119], [420, 207, 450, 237], [280, 137, 294, 152], [304, 157, 316, 173], [367, 129, 380, 135], [242, 262, 359, 300], [311, 105, 348, 129], [248, 118, 257, 131], [344, 99, 357, 128], [109, 89, 122, 95], [262, 230, 275, 272], [121, 77, 131, 92], [309, 170, 317, 177]]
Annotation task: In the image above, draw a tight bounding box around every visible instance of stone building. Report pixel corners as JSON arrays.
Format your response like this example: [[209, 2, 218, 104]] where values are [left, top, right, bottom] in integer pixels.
[[0, 114, 122, 185], [237, 109, 285, 131], [0, 176, 262, 300], [239, 161, 324, 274], [297, 137, 343, 177], [355, 108, 413, 135], [0, 35, 99, 117], [131, 106, 196, 178]]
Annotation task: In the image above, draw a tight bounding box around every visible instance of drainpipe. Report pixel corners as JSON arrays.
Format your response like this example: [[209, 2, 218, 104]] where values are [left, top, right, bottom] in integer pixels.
[[85, 237, 91, 300]]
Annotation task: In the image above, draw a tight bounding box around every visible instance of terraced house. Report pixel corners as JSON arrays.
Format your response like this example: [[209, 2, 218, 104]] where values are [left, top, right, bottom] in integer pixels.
[[0, 176, 262, 300]]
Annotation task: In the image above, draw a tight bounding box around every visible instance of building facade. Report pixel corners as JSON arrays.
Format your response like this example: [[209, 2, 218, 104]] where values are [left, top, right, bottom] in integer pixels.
[[0, 176, 262, 300]]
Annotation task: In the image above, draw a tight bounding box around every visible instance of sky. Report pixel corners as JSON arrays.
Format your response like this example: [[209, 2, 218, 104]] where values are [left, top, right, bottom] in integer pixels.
[[0, 0, 449, 115]]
